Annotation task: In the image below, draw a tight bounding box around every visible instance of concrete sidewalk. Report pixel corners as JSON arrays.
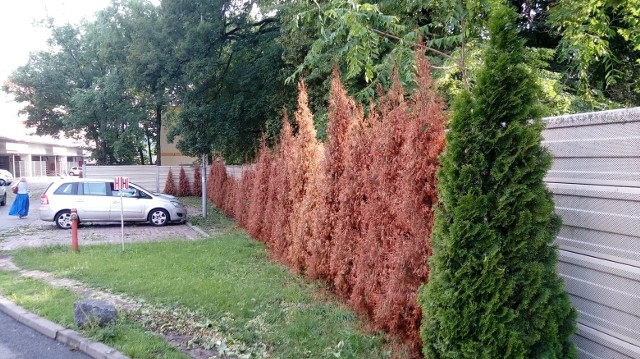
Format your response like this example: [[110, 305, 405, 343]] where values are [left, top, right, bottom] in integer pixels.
[[0, 295, 129, 359]]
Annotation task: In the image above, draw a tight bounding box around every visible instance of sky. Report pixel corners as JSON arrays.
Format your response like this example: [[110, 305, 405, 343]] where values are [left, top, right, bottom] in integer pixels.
[[0, 0, 111, 141]]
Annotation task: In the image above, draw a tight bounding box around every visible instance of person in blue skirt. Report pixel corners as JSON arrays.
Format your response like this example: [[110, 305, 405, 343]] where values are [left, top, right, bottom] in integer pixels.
[[9, 177, 29, 219]]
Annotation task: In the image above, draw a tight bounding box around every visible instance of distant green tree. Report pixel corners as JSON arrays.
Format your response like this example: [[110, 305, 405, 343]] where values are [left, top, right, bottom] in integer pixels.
[[111, 0, 174, 164], [549, 0, 640, 107], [4, 0, 294, 164], [162, 0, 295, 164], [3, 15, 148, 165], [419, 2, 576, 358], [277, 0, 600, 128], [282, 0, 488, 93]]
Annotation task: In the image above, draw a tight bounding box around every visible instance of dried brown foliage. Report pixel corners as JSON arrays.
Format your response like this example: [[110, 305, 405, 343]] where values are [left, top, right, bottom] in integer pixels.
[[205, 52, 445, 356], [178, 167, 192, 197], [163, 167, 178, 196], [192, 166, 202, 197], [332, 102, 374, 299], [260, 151, 279, 248], [223, 179, 237, 218], [208, 161, 228, 209], [287, 81, 323, 271], [247, 137, 272, 240], [307, 68, 362, 280], [385, 54, 445, 351], [266, 114, 294, 263], [234, 167, 255, 228]]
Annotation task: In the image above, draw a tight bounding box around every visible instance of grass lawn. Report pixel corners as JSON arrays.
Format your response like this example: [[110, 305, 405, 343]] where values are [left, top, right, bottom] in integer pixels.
[[0, 270, 187, 359], [4, 202, 399, 358]]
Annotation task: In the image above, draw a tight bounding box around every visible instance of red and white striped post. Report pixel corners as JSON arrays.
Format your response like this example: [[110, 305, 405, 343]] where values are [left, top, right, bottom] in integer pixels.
[[71, 208, 78, 252]]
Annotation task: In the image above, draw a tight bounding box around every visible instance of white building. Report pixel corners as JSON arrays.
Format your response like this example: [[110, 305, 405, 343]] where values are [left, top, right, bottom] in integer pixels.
[[0, 135, 84, 178]]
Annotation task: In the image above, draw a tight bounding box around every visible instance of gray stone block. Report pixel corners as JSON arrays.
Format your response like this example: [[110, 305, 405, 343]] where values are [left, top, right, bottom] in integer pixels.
[[73, 300, 117, 327]]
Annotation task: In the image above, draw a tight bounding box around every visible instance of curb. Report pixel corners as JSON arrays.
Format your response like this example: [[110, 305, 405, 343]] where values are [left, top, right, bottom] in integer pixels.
[[0, 295, 129, 359], [186, 222, 210, 238]]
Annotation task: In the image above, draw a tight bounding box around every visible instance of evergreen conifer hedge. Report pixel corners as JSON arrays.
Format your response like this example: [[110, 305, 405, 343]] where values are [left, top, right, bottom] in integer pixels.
[[419, 2, 577, 358]]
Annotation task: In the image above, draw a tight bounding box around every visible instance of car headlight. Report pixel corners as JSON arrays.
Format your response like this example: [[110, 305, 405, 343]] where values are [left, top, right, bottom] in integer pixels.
[[171, 200, 185, 208]]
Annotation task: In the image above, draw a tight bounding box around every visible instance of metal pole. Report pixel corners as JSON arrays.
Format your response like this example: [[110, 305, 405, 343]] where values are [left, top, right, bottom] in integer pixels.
[[201, 154, 207, 218], [156, 166, 160, 193], [120, 191, 125, 251]]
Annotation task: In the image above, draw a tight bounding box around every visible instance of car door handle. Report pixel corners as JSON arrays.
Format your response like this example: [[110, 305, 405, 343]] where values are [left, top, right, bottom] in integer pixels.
[[113, 201, 120, 204]]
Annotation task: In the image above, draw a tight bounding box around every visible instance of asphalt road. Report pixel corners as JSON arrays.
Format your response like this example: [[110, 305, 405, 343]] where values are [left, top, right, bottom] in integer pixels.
[[1, 180, 90, 359], [0, 310, 90, 359]]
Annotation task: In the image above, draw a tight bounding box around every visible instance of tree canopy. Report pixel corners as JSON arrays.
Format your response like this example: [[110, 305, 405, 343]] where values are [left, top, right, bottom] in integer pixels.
[[2, 0, 638, 163], [549, 0, 640, 107], [3, 0, 295, 164], [4, 12, 150, 164], [162, 0, 295, 163]]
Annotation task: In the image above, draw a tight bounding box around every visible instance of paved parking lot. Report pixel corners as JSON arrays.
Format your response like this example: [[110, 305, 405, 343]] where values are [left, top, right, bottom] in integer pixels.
[[0, 180, 204, 251]]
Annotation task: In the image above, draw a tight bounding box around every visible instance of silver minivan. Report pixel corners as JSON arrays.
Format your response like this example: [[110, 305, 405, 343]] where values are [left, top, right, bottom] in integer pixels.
[[39, 178, 187, 229]]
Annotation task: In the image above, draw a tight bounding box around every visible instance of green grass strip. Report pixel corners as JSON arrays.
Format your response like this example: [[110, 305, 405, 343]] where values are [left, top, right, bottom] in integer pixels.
[[0, 270, 187, 359], [182, 197, 236, 234], [9, 233, 392, 358]]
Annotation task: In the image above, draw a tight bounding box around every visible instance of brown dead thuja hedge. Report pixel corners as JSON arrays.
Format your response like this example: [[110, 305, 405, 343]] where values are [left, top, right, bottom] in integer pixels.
[[205, 51, 445, 355], [191, 166, 202, 196], [177, 166, 191, 197]]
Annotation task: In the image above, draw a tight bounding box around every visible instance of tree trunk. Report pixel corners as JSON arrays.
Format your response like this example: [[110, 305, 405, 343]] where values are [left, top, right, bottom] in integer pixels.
[[138, 146, 146, 165], [145, 125, 153, 164], [155, 103, 162, 165], [99, 140, 108, 165]]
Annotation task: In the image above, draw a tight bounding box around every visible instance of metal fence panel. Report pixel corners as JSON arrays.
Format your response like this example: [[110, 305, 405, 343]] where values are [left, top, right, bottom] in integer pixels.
[[547, 157, 640, 187], [574, 324, 640, 359], [543, 107, 640, 359], [84, 165, 199, 193]]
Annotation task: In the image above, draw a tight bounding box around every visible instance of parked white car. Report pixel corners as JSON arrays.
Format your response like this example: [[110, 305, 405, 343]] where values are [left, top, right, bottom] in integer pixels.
[[68, 167, 83, 176], [0, 184, 5, 206], [0, 169, 13, 186], [39, 178, 187, 229]]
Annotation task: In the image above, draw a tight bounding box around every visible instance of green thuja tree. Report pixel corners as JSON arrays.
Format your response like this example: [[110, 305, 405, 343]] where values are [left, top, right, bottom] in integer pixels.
[[419, 2, 576, 358]]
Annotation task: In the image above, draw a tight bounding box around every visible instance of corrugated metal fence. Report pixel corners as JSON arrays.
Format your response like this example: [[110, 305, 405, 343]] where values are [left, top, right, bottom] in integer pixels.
[[84, 165, 198, 193], [84, 107, 640, 358], [543, 107, 640, 359], [83, 164, 248, 193]]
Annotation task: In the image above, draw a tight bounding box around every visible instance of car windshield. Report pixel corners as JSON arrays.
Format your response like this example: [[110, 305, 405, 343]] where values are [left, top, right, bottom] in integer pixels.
[[130, 183, 154, 196]]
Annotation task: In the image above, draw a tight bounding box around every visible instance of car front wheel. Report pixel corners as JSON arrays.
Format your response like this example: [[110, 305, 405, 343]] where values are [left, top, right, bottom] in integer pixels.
[[148, 209, 169, 226], [55, 210, 73, 229], [0, 193, 5, 206]]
